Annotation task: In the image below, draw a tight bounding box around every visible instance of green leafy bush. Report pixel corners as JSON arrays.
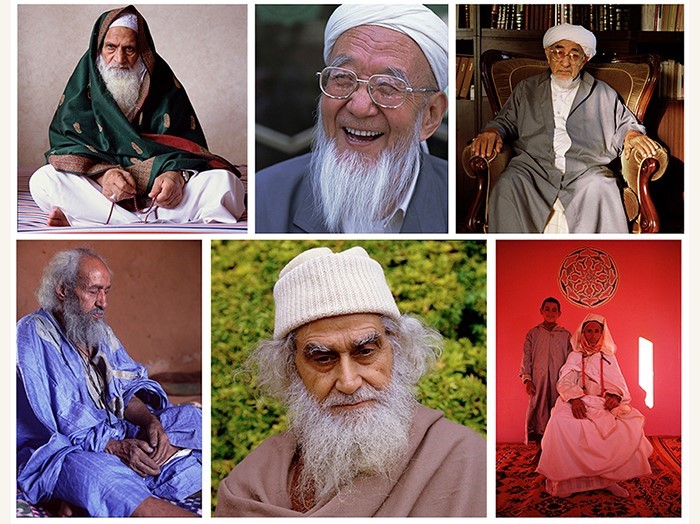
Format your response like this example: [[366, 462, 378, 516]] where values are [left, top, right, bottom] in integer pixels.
[[210, 240, 486, 508]]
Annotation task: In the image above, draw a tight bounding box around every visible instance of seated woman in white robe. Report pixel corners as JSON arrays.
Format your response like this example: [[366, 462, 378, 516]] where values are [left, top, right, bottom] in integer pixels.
[[536, 313, 652, 497]]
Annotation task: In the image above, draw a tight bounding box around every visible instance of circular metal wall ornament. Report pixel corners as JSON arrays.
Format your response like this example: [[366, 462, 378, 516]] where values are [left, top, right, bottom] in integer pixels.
[[558, 247, 619, 308]]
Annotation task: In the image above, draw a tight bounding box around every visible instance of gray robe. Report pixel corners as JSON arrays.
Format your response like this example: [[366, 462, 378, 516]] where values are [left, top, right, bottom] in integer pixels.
[[255, 152, 447, 233], [519, 323, 572, 440], [486, 71, 646, 233]]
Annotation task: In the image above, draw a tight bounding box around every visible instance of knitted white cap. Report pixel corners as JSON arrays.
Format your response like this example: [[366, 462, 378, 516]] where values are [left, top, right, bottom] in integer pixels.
[[273, 246, 400, 339]]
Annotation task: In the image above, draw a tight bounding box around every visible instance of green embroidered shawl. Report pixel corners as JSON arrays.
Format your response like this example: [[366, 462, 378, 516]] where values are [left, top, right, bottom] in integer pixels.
[[46, 5, 239, 197]]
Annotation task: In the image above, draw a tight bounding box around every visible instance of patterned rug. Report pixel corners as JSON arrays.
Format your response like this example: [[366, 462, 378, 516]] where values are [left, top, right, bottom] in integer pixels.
[[496, 436, 681, 517], [17, 167, 247, 233], [16, 489, 202, 517]]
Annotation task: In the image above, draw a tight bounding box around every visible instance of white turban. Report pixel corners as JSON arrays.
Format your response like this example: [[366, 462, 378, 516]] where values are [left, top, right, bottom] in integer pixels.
[[543, 23, 596, 59], [323, 4, 448, 91], [109, 13, 138, 33]]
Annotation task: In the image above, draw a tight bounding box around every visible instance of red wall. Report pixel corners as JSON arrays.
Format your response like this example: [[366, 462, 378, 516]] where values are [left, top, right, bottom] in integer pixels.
[[495, 240, 681, 442]]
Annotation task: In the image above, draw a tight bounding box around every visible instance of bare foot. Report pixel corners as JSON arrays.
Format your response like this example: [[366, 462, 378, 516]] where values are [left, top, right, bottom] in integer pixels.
[[47, 207, 70, 227], [607, 482, 630, 498]]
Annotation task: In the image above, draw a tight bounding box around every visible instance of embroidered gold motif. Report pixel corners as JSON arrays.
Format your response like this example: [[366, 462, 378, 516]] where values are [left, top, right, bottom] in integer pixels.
[[73, 123, 82, 134], [131, 142, 143, 155], [174, 76, 181, 89], [86, 145, 98, 153], [164, 113, 170, 128], [139, 113, 143, 126], [59, 94, 65, 106], [98, 123, 103, 133], [190, 116, 196, 130]]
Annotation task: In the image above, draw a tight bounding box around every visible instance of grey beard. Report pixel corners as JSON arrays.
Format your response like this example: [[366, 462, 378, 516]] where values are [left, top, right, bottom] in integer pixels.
[[62, 292, 108, 350], [285, 361, 416, 508], [309, 114, 422, 233], [96, 54, 146, 116]]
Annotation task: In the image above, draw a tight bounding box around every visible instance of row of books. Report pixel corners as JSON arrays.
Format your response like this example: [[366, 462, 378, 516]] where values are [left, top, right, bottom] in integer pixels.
[[658, 60, 684, 100], [487, 5, 634, 31], [641, 5, 684, 32], [455, 55, 475, 100]]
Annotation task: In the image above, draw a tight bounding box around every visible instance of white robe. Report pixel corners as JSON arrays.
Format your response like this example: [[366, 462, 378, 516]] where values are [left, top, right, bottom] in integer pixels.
[[536, 351, 652, 496], [29, 165, 245, 227]]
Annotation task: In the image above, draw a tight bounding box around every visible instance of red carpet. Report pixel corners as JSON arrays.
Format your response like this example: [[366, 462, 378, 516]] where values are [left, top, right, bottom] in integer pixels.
[[496, 436, 681, 517]]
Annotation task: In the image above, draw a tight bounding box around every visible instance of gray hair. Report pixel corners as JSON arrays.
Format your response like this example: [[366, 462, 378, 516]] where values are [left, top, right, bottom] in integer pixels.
[[36, 248, 110, 312], [250, 314, 441, 402]]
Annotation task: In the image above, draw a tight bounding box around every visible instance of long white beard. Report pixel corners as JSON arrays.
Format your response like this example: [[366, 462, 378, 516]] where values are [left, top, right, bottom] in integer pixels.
[[62, 292, 108, 350], [309, 113, 421, 233], [96, 54, 146, 116], [285, 361, 416, 508]]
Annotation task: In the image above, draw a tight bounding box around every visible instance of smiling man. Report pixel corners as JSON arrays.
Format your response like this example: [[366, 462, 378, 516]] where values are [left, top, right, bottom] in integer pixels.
[[470, 23, 660, 233], [16, 248, 202, 517], [214, 246, 486, 517], [29, 6, 245, 227], [255, 5, 448, 233]]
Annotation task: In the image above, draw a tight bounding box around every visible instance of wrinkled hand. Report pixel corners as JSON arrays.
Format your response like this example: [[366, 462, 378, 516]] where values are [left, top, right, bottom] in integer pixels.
[[604, 393, 621, 411], [624, 130, 658, 160], [525, 380, 536, 396], [142, 417, 174, 466], [105, 438, 161, 477], [149, 171, 185, 209], [97, 168, 137, 202], [470, 128, 503, 159], [569, 397, 587, 419]]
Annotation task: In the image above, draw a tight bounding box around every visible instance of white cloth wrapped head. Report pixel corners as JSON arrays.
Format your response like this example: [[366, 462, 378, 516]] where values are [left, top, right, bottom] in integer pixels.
[[109, 12, 138, 32], [273, 246, 400, 339], [323, 4, 448, 91], [543, 23, 596, 59], [571, 313, 617, 356]]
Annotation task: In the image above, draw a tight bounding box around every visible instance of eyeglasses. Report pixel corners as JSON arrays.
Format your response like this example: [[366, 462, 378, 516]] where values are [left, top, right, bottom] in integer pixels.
[[317, 66, 438, 109], [548, 47, 586, 65]]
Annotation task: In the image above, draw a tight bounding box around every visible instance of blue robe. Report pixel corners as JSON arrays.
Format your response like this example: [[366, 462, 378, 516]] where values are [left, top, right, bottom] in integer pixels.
[[16, 309, 202, 517]]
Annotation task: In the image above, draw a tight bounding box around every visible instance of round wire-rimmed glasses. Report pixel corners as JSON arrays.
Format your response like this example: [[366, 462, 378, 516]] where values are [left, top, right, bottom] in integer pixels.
[[547, 47, 586, 65], [317, 66, 438, 109]]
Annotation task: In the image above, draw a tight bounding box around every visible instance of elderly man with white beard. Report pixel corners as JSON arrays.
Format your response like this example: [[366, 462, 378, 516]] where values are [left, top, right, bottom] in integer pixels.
[[29, 5, 245, 227], [214, 246, 486, 517], [16, 248, 202, 517], [255, 4, 448, 234]]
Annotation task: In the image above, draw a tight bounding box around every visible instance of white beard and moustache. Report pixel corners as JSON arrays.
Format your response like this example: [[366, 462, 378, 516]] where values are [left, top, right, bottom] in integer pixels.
[[285, 357, 416, 508], [61, 291, 108, 350], [96, 54, 146, 116], [309, 108, 422, 233]]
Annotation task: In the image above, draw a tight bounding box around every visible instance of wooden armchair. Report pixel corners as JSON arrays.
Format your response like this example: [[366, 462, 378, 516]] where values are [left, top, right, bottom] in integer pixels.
[[462, 50, 668, 233]]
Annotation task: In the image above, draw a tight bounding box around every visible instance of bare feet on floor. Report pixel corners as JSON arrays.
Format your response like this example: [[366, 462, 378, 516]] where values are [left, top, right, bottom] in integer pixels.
[[47, 207, 70, 227], [607, 483, 630, 498]]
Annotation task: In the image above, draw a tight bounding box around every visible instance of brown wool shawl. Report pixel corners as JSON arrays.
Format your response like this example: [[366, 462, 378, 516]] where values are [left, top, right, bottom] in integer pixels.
[[214, 403, 486, 517]]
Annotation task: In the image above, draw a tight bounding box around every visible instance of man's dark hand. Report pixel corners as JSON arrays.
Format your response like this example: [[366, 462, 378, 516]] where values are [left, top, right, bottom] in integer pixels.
[[142, 417, 174, 465], [569, 397, 587, 419], [524, 380, 536, 396], [105, 438, 161, 477], [149, 171, 185, 209], [469, 128, 503, 159]]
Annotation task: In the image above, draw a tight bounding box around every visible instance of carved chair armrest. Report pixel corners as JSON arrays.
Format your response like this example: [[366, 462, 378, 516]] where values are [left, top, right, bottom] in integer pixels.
[[621, 139, 668, 233], [460, 142, 513, 233]]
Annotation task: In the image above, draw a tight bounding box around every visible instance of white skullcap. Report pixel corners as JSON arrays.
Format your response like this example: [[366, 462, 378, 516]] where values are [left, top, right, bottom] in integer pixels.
[[273, 246, 400, 339], [109, 13, 138, 33], [324, 4, 448, 91], [543, 23, 596, 59]]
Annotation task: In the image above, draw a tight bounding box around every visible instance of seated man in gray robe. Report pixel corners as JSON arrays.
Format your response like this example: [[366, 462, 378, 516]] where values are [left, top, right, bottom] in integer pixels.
[[214, 246, 486, 517], [256, 4, 448, 234], [17, 248, 201, 517], [470, 23, 659, 233]]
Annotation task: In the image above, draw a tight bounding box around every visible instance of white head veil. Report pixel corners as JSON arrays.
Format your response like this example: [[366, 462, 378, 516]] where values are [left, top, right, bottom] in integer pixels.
[[323, 4, 448, 91], [571, 313, 617, 356]]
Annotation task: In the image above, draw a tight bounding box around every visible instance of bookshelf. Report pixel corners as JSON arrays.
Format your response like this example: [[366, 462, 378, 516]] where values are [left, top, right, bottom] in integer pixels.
[[456, 3, 684, 233]]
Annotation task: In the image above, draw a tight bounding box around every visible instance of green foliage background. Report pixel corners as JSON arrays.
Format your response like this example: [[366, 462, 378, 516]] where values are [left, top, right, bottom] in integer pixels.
[[210, 240, 487, 509]]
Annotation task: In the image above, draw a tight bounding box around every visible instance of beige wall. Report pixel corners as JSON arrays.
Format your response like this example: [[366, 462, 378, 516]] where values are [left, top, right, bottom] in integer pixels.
[[17, 240, 202, 376], [18, 4, 247, 168]]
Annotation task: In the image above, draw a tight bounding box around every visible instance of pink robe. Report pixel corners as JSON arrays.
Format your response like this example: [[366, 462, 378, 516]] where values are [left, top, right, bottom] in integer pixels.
[[536, 351, 652, 496], [214, 404, 486, 516]]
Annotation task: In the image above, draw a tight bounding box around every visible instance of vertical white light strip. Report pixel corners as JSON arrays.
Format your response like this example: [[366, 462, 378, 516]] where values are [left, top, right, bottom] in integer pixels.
[[638, 337, 654, 409]]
